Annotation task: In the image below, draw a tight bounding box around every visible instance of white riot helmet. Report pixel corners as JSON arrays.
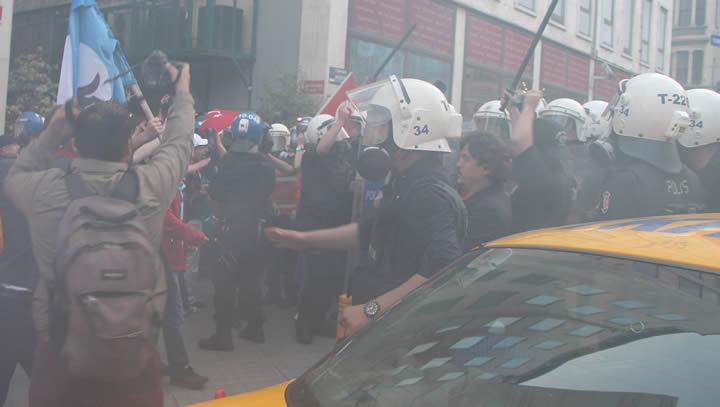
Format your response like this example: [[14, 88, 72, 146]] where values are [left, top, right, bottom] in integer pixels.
[[304, 114, 349, 146], [540, 98, 590, 142], [583, 100, 610, 140], [473, 100, 510, 140], [678, 89, 720, 148], [347, 75, 462, 152], [604, 73, 690, 173], [269, 123, 290, 152]]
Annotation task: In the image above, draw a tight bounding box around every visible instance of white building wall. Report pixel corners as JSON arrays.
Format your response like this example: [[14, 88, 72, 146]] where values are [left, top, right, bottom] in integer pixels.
[[0, 0, 14, 131], [298, 0, 349, 105]]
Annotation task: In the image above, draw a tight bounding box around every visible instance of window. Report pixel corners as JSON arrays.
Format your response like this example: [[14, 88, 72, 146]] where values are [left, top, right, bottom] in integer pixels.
[[601, 0, 615, 47], [349, 39, 404, 84], [516, 0, 535, 11], [640, 0, 652, 64], [692, 50, 704, 84], [657, 7, 668, 70], [677, 0, 692, 26], [577, 0, 592, 37], [675, 51, 689, 84], [623, 0, 635, 56], [552, 0, 565, 25], [696, 0, 706, 25]]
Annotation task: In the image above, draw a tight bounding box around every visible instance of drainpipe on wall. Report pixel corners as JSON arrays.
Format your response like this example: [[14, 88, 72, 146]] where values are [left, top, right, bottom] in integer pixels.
[[587, 0, 600, 101]]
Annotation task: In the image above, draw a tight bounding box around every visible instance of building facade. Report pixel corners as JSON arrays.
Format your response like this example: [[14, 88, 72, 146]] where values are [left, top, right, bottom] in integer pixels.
[[0, 0, 14, 131], [10, 0, 673, 119], [299, 0, 673, 118], [670, 0, 720, 90]]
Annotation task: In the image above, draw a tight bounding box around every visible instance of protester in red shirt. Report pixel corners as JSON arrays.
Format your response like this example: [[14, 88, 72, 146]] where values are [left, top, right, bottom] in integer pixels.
[[160, 189, 209, 389]]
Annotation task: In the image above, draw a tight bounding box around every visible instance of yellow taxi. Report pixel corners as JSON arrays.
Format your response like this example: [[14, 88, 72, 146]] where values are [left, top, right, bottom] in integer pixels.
[[192, 214, 720, 406]]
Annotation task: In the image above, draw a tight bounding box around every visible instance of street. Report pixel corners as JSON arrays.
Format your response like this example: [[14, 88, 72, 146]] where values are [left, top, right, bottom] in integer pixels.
[[4, 278, 335, 407]]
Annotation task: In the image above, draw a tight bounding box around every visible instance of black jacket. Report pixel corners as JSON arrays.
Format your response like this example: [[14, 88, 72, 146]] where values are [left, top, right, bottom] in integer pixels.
[[0, 156, 38, 292], [511, 145, 574, 233], [463, 183, 512, 251], [354, 157, 465, 303]]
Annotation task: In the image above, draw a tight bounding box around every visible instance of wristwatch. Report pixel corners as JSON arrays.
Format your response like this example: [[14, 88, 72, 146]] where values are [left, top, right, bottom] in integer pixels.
[[363, 299, 381, 319], [296, 145, 305, 152]]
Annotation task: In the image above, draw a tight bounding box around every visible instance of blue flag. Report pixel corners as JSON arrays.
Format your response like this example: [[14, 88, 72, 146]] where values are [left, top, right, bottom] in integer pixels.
[[57, 0, 137, 106]]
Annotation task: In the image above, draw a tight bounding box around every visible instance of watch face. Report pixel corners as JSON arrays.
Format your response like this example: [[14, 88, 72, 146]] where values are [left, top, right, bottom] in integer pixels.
[[364, 300, 379, 318]]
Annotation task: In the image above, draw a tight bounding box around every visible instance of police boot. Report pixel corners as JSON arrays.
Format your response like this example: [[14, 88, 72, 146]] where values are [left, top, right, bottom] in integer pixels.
[[295, 319, 313, 345], [238, 322, 265, 344]]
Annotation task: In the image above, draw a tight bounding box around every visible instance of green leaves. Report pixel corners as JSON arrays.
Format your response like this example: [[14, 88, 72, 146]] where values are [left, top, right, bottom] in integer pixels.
[[5, 49, 57, 134]]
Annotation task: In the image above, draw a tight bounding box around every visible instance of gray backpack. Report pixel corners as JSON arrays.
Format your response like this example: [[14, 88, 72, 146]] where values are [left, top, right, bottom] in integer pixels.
[[53, 171, 162, 382]]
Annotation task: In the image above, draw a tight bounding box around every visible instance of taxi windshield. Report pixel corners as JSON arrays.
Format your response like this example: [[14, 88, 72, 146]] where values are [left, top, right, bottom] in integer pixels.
[[287, 249, 720, 407]]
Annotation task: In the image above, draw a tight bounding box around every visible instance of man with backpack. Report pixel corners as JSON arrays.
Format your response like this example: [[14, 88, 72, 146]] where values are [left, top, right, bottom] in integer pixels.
[[4, 63, 194, 407]]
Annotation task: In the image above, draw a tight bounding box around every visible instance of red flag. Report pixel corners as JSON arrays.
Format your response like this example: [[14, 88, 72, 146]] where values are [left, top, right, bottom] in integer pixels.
[[317, 73, 358, 117], [198, 109, 239, 135]]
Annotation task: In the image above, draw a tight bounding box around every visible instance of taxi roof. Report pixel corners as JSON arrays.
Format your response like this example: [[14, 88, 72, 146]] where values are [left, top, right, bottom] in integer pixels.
[[487, 214, 720, 272]]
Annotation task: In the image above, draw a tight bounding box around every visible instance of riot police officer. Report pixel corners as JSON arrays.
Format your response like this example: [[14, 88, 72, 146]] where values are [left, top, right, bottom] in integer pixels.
[[199, 112, 276, 350], [678, 89, 720, 212], [266, 76, 466, 337], [591, 73, 705, 220], [539, 98, 598, 224]]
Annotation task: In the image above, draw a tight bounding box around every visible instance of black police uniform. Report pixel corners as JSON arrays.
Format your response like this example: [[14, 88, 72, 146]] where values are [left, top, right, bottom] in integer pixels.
[[353, 156, 466, 305], [295, 141, 354, 341], [694, 151, 720, 212], [205, 152, 275, 344], [0, 155, 38, 404], [463, 183, 511, 252], [564, 141, 608, 223], [593, 156, 705, 220], [511, 140, 574, 233]]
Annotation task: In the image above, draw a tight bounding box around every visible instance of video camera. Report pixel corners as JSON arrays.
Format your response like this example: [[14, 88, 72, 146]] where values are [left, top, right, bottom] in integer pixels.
[[133, 50, 184, 116]]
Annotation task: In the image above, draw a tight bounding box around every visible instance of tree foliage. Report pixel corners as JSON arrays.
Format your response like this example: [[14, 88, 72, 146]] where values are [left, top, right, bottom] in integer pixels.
[[256, 74, 317, 126], [5, 50, 57, 135]]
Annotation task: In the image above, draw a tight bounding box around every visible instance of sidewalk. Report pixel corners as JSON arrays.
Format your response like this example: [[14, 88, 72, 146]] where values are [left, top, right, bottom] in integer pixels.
[[5, 279, 335, 407]]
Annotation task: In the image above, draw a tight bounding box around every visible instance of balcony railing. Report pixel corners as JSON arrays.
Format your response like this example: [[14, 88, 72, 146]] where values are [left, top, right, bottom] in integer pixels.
[[103, 1, 249, 62]]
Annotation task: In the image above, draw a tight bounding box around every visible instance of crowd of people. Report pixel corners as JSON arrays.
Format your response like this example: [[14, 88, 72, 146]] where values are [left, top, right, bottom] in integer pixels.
[[1, 59, 719, 407]]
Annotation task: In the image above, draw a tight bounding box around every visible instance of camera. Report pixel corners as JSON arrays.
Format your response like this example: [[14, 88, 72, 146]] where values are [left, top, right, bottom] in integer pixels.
[[138, 50, 184, 115]]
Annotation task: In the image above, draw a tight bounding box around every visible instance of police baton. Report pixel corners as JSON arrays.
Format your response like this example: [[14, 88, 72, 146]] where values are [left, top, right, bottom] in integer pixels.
[[499, 0, 560, 111], [370, 24, 416, 82]]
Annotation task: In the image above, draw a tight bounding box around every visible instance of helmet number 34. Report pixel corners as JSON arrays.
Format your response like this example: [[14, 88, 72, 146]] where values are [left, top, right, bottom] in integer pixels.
[[657, 93, 688, 106], [413, 124, 430, 136], [689, 119, 704, 128]]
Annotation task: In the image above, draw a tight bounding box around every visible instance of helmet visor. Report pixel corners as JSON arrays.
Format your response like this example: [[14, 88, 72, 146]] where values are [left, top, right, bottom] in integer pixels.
[[474, 117, 510, 140], [602, 79, 629, 124], [271, 135, 287, 152], [362, 105, 392, 147], [543, 114, 578, 141]]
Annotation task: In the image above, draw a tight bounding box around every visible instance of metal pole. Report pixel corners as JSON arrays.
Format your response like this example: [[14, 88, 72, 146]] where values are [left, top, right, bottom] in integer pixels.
[[587, 0, 601, 101], [500, 0, 560, 109], [370, 24, 416, 82]]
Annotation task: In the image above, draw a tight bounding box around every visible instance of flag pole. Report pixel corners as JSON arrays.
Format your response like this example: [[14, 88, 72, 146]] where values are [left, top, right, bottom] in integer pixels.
[[127, 84, 155, 121]]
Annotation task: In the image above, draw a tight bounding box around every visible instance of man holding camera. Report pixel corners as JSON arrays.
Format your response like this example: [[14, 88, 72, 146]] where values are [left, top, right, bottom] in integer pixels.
[[5, 63, 194, 407]]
